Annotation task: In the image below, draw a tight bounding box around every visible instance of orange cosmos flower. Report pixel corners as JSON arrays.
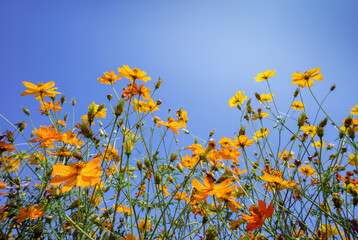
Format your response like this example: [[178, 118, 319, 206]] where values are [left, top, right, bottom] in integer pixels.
[[292, 68, 323, 88], [39, 100, 62, 114], [299, 164, 316, 177], [49, 157, 102, 192], [62, 130, 84, 146], [29, 126, 63, 147], [242, 200, 274, 231], [20, 81, 61, 100], [176, 109, 188, 129], [97, 70, 122, 84], [192, 175, 235, 201], [118, 65, 151, 83], [0, 180, 6, 190], [120, 234, 137, 240], [173, 192, 189, 201], [13, 205, 45, 223], [217, 146, 241, 162], [157, 118, 181, 135], [232, 135, 254, 148], [260, 172, 296, 191], [217, 190, 242, 213], [46, 147, 72, 157], [218, 136, 232, 148], [0, 141, 15, 154]]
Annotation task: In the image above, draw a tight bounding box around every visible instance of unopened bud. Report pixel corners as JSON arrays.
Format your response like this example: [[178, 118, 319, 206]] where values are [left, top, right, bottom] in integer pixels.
[[114, 100, 125, 117], [22, 106, 30, 116], [16, 122, 27, 132], [344, 117, 353, 127], [330, 84, 336, 91], [71, 98, 76, 106], [136, 160, 143, 171], [239, 126, 246, 136], [155, 77, 162, 89], [78, 122, 93, 139], [209, 130, 215, 137], [168, 176, 174, 183], [255, 92, 261, 101], [123, 138, 135, 156], [319, 117, 328, 128], [315, 126, 324, 138], [97, 104, 105, 113], [60, 95, 66, 104], [348, 127, 355, 140], [5, 130, 14, 143], [170, 153, 178, 162], [177, 163, 184, 173], [73, 151, 83, 160], [294, 88, 300, 98], [297, 112, 307, 127], [107, 94, 113, 101], [168, 165, 175, 171], [64, 114, 68, 121], [154, 174, 162, 184], [156, 99, 162, 106]]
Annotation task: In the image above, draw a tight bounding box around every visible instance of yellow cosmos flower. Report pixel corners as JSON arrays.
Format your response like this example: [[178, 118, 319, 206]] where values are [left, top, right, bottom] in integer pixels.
[[118, 65, 151, 83], [258, 93, 274, 103], [97, 70, 121, 84], [252, 111, 269, 120], [291, 100, 305, 110], [351, 104, 358, 115], [253, 128, 269, 140], [228, 91, 247, 108], [138, 219, 153, 233], [348, 153, 358, 166], [278, 149, 294, 162], [254, 70, 276, 82], [311, 140, 326, 148], [299, 164, 316, 177], [292, 68, 323, 88], [300, 124, 316, 138], [20, 81, 61, 100], [88, 102, 107, 118], [320, 224, 344, 239]]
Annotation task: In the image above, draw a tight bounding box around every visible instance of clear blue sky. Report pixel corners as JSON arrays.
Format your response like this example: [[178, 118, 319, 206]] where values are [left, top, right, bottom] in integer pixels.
[[1, 1, 357, 139]]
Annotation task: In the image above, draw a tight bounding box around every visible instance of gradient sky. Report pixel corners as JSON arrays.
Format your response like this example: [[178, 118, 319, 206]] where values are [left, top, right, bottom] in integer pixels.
[[1, 1, 357, 140]]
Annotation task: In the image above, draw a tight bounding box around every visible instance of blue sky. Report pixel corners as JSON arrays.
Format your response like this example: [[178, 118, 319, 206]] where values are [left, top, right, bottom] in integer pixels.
[[1, 0, 357, 139]]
